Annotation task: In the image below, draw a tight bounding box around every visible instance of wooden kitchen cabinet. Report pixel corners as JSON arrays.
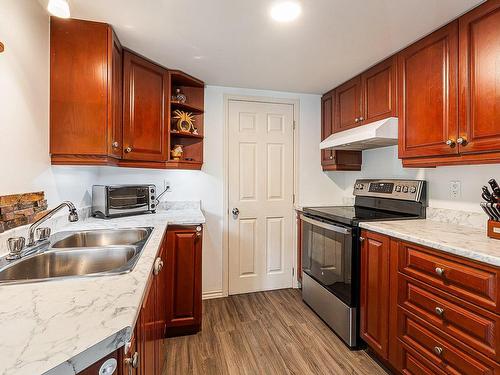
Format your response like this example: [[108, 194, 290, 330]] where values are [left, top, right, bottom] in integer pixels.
[[397, 21, 459, 160], [361, 56, 397, 124], [165, 225, 203, 337], [334, 76, 362, 133], [360, 230, 391, 360], [321, 91, 362, 171], [121, 51, 169, 164], [50, 18, 122, 166], [459, 0, 500, 155]]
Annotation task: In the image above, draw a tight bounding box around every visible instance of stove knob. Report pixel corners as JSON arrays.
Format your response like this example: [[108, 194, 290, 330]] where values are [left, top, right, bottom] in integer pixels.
[[403, 186, 409, 193], [410, 186, 417, 193], [395, 186, 401, 192], [359, 184, 364, 190]]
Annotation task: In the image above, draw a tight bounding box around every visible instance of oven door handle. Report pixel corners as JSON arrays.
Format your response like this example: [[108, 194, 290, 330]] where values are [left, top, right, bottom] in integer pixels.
[[300, 214, 351, 234]]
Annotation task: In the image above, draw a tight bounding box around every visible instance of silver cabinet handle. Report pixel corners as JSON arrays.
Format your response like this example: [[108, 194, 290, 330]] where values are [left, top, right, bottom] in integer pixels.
[[445, 139, 455, 147], [359, 116, 364, 121], [196, 226, 202, 237], [153, 257, 163, 275], [112, 141, 119, 148], [125, 146, 132, 153], [435, 307, 444, 316], [300, 214, 351, 234], [433, 346, 443, 356], [124, 351, 139, 375], [435, 267, 445, 277], [359, 236, 365, 243], [457, 137, 467, 146], [354, 118, 359, 123], [329, 155, 333, 160]]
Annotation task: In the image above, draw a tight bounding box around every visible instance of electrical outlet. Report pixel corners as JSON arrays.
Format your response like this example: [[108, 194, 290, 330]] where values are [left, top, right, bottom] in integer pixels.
[[449, 180, 461, 199]]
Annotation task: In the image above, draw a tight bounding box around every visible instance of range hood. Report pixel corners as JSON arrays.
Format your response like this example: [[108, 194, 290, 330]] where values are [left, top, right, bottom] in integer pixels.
[[320, 117, 398, 151]]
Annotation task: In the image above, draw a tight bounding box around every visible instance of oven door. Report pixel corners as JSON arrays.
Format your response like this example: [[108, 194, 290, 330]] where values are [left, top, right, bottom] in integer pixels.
[[107, 186, 151, 215], [301, 214, 354, 306]]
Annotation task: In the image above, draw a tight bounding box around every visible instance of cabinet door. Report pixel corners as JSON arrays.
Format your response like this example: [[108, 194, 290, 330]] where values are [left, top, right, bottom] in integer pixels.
[[321, 92, 336, 166], [360, 231, 390, 360], [138, 276, 158, 375], [156, 240, 168, 372], [123, 51, 169, 162], [334, 76, 362, 133], [361, 56, 397, 123], [398, 21, 459, 159], [107, 29, 122, 159], [165, 226, 203, 335], [459, 1, 500, 154]]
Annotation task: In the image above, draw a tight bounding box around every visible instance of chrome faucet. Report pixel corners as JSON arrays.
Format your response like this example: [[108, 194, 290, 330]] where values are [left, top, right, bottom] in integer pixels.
[[26, 201, 79, 246]]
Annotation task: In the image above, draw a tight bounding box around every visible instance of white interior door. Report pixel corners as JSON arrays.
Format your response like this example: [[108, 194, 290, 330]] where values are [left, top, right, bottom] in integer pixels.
[[228, 99, 295, 295]]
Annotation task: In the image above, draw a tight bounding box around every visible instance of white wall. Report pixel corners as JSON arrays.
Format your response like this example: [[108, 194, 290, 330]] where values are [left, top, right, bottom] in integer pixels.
[[0, 0, 99, 208], [336, 146, 500, 213]]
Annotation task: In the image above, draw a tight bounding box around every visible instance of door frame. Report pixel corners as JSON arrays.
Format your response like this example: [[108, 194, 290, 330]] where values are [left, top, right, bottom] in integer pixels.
[[222, 94, 300, 297]]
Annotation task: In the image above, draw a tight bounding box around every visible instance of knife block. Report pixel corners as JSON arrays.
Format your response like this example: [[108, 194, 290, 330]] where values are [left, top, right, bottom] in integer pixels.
[[487, 220, 500, 240]]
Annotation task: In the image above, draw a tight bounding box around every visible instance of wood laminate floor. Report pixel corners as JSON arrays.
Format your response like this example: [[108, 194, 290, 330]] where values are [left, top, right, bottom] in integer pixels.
[[164, 289, 388, 375]]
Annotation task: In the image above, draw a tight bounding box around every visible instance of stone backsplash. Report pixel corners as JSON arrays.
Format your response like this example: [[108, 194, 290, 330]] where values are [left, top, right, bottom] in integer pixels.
[[0, 192, 48, 233]]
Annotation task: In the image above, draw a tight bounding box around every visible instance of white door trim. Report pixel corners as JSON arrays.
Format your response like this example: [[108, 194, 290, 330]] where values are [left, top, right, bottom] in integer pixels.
[[222, 94, 300, 297]]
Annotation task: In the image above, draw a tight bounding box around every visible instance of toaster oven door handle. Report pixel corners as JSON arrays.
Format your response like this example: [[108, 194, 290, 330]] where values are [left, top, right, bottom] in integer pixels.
[[109, 202, 149, 209], [300, 214, 351, 235]]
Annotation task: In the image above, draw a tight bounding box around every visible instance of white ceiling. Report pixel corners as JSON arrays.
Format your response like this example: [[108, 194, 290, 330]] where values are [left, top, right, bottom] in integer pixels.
[[49, 0, 483, 94]]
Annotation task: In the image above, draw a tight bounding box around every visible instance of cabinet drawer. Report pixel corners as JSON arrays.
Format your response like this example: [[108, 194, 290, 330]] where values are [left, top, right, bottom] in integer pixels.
[[398, 340, 446, 375], [399, 276, 499, 360], [398, 241, 498, 313], [398, 308, 499, 375]]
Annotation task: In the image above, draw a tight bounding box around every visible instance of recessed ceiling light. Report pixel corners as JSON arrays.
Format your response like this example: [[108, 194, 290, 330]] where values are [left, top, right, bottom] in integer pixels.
[[47, 0, 71, 19], [270, 1, 301, 22]]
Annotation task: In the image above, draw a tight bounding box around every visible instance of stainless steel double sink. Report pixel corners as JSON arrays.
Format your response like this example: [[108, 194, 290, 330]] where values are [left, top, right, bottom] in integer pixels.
[[0, 227, 153, 285]]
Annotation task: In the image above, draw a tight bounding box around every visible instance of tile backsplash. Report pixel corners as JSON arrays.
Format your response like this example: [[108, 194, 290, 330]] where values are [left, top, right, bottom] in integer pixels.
[[0, 192, 48, 233]]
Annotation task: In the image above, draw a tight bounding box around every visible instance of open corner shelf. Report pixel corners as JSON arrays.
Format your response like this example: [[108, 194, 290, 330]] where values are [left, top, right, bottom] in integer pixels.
[[171, 101, 204, 115], [170, 130, 204, 139]]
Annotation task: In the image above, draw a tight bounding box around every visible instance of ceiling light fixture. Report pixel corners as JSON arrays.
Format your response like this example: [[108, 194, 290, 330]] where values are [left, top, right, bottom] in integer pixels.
[[270, 1, 302, 22], [47, 0, 71, 19]]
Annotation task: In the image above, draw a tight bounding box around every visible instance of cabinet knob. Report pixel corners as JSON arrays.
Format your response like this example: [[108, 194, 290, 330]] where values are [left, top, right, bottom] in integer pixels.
[[435, 307, 444, 316], [329, 155, 333, 160], [445, 139, 456, 148], [125, 146, 132, 153], [196, 226, 202, 237], [359, 236, 365, 243], [124, 351, 139, 369], [359, 116, 364, 121], [433, 346, 443, 356], [457, 137, 467, 146], [435, 267, 445, 277], [153, 257, 163, 275], [354, 118, 360, 123], [112, 141, 119, 148]]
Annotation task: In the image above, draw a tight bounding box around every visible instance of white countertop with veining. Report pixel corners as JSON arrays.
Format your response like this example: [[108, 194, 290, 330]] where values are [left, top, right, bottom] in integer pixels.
[[360, 219, 500, 266], [0, 204, 205, 375]]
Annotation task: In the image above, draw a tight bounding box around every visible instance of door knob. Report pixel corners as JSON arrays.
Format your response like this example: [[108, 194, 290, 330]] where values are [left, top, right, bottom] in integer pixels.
[[232, 208, 240, 217]]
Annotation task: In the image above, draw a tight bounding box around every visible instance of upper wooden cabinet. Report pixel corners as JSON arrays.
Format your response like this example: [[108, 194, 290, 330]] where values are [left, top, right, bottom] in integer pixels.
[[321, 91, 362, 171], [361, 56, 397, 124], [459, 0, 500, 154], [334, 76, 362, 132], [50, 18, 122, 165], [122, 51, 169, 163], [50, 18, 205, 170], [398, 21, 459, 160]]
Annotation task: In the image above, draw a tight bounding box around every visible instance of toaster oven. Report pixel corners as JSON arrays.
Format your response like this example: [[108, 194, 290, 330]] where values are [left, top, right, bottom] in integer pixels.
[[92, 185, 157, 218]]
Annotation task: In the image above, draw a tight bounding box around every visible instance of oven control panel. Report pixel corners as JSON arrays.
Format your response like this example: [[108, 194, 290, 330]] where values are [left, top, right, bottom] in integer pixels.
[[353, 179, 425, 202]]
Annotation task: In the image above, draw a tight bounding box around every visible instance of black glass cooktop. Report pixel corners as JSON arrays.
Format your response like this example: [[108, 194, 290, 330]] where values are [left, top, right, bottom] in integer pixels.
[[303, 206, 419, 226]]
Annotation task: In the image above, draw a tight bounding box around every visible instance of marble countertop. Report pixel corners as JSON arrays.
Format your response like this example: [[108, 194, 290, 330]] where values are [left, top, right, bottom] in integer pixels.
[[0, 205, 205, 375], [360, 219, 500, 266]]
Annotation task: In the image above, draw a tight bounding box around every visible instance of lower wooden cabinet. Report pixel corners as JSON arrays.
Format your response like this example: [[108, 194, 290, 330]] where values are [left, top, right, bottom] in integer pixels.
[[360, 230, 500, 374], [165, 225, 203, 336], [360, 231, 390, 359]]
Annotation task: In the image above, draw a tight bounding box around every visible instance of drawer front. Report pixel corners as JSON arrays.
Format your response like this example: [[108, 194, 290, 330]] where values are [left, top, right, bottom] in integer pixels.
[[398, 308, 498, 375], [399, 276, 498, 360], [399, 340, 446, 375], [398, 241, 498, 312]]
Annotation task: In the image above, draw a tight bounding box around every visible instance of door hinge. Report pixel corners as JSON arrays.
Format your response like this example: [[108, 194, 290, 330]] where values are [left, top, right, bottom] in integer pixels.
[[292, 267, 295, 277], [293, 120, 296, 130], [292, 194, 296, 204]]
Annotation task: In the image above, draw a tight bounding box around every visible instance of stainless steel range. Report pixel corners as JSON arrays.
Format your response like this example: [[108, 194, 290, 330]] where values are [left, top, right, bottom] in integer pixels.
[[300, 179, 427, 348]]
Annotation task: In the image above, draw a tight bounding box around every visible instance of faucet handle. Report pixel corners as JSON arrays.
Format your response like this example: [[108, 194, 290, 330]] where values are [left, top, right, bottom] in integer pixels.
[[36, 227, 51, 242], [6, 237, 25, 260]]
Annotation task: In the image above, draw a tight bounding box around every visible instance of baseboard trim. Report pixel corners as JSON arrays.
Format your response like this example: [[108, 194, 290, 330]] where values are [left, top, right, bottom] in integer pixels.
[[202, 290, 225, 300]]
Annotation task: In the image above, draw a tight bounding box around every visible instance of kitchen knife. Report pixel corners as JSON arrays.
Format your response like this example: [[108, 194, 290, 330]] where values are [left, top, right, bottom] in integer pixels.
[[488, 179, 500, 202], [481, 202, 496, 221], [488, 203, 500, 221], [482, 192, 494, 203]]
